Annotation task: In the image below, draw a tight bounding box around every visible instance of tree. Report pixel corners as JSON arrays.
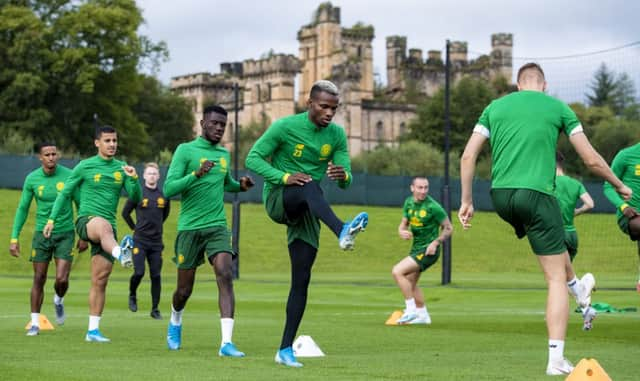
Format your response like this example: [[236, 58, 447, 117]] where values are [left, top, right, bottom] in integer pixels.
[[0, 0, 168, 160], [133, 75, 194, 161], [586, 63, 637, 115], [405, 76, 496, 154]]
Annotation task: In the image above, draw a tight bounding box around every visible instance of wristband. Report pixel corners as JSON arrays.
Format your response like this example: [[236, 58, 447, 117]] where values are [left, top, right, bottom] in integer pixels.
[[282, 173, 290, 184], [47, 219, 54, 225], [621, 203, 629, 212], [10, 238, 18, 244]]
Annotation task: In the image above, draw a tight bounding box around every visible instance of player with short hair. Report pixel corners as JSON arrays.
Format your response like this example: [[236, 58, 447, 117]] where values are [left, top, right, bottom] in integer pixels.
[[122, 162, 170, 319], [164, 104, 254, 358], [10, 142, 88, 336], [603, 143, 640, 291], [459, 62, 630, 376], [554, 152, 597, 330], [44, 126, 141, 342], [246, 80, 368, 368], [392, 177, 452, 325]]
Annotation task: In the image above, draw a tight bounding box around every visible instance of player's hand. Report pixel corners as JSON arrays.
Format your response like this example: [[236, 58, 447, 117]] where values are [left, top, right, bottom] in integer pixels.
[[195, 160, 215, 178], [286, 172, 312, 186], [399, 230, 412, 240], [76, 239, 89, 253], [617, 184, 632, 201], [122, 165, 137, 178], [240, 176, 255, 191], [326, 161, 346, 181], [43, 222, 54, 238], [9, 242, 20, 257], [458, 202, 475, 230], [425, 240, 439, 255], [622, 205, 639, 219]]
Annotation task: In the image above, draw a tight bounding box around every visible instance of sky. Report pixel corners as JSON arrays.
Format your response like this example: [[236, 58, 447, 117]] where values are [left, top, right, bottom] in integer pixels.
[[136, 0, 640, 103]]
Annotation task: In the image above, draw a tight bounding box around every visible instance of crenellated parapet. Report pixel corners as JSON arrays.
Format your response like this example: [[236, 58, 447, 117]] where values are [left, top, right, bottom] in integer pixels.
[[243, 54, 301, 78]]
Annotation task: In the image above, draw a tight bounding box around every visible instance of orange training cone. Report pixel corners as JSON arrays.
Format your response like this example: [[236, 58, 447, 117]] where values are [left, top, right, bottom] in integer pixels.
[[385, 310, 403, 325], [565, 358, 612, 381], [25, 314, 55, 330]]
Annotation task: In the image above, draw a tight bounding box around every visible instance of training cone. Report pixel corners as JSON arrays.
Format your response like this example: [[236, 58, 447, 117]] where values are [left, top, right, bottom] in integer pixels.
[[24, 314, 55, 331], [292, 335, 325, 357], [565, 358, 612, 381], [385, 310, 403, 325]]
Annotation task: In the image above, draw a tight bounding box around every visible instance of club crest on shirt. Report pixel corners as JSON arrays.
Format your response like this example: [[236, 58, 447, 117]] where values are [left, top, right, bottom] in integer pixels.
[[158, 197, 165, 208], [56, 182, 64, 191], [419, 209, 427, 218], [319, 144, 332, 160], [113, 171, 123, 184]]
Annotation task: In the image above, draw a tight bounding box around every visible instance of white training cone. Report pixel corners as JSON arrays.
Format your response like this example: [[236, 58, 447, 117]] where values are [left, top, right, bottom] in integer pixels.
[[292, 335, 325, 357]]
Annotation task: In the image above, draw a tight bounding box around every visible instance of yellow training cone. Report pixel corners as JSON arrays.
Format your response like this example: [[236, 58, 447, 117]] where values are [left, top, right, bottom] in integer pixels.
[[25, 314, 55, 330], [565, 358, 612, 381]]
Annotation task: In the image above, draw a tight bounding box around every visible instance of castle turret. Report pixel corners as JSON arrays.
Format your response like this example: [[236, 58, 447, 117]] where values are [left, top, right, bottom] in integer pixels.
[[450, 41, 468, 67], [386, 35, 407, 90], [491, 33, 513, 81]]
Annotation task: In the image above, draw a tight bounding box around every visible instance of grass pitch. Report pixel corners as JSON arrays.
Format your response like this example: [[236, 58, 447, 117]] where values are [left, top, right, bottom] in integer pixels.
[[0, 188, 639, 380]]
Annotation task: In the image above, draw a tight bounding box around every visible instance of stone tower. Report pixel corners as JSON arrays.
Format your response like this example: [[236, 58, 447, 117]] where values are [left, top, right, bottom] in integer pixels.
[[386, 36, 407, 91], [491, 33, 513, 80], [297, 2, 374, 107]]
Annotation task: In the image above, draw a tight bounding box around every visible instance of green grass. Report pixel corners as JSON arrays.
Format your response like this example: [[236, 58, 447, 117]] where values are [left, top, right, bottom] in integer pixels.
[[1, 188, 639, 380]]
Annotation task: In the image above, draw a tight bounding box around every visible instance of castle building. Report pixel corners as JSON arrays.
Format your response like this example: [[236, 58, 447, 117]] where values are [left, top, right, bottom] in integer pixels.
[[170, 3, 512, 156]]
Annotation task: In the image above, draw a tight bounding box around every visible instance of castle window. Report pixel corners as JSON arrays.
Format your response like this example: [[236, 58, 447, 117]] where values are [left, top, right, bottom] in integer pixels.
[[399, 122, 406, 137], [267, 83, 272, 101], [376, 121, 384, 142], [357, 45, 362, 58], [255, 84, 261, 103]]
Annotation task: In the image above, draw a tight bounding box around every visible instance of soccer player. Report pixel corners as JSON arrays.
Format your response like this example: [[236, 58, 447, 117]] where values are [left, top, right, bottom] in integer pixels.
[[246, 80, 368, 368], [44, 126, 141, 342], [122, 162, 170, 319], [603, 143, 640, 292], [554, 152, 597, 330], [164, 105, 254, 358], [392, 177, 452, 325], [458, 63, 631, 376], [10, 142, 88, 336]]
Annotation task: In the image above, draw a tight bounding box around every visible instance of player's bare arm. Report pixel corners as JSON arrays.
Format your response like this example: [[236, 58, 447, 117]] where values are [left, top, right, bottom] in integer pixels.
[[459, 132, 487, 229]]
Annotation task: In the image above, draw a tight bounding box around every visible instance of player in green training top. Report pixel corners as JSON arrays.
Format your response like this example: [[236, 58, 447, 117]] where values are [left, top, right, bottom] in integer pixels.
[[603, 143, 640, 292], [164, 105, 254, 358], [44, 126, 142, 343], [458, 63, 631, 376], [391, 177, 452, 325], [10, 142, 88, 336], [554, 151, 596, 330], [246, 80, 368, 368]]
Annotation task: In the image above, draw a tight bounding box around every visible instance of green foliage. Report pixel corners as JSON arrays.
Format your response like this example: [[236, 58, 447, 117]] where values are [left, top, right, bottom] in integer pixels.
[[0, 0, 169, 161], [233, 116, 270, 169], [157, 148, 173, 166], [587, 63, 637, 115], [406, 76, 496, 154], [0, 129, 35, 155], [351, 140, 460, 177], [133, 75, 194, 160]]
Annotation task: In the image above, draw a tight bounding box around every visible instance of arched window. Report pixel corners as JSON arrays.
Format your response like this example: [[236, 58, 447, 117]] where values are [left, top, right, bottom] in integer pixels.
[[399, 122, 406, 137], [376, 121, 384, 142]]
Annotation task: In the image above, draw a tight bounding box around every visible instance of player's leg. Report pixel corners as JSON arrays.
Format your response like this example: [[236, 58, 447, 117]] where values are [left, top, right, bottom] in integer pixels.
[[148, 246, 163, 319], [210, 250, 244, 357], [85, 254, 113, 342], [276, 239, 317, 367], [166, 267, 195, 350], [408, 272, 431, 324], [27, 261, 49, 336], [128, 243, 147, 313], [84, 217, 132, 267], [283, 183, 367, 250], [637, 241, 640, 292], [391, 257, 421, 323], [52, 231, 75, 325]]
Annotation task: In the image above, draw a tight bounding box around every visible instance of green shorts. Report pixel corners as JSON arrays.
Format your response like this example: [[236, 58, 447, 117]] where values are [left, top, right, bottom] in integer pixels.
[[30, 230, 75, 263], [617, 215, 640, 241], [265, 186, 320, 249], [76, 216, 117, 263], [409, 246, 441, 272], [491, 189, 566, 255], [173, 226, 234, 270], [564, 230, 578, 262]]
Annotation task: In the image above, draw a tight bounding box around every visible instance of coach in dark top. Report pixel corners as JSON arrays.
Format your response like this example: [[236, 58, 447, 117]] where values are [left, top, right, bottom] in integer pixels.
[[122, 162, 170, 319]]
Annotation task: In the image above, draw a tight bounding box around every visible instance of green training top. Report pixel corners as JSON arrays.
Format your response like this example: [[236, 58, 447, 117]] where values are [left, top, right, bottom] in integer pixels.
[[49, 155, 142, 228], [402, 195, 447, 249], [554, 175, 587, 232], [163, 137, 241, 231], [245, 111, 352, 202], [603, 143, 640, 217], [11, 165, 80, 240], [475, 91, 582, 195]]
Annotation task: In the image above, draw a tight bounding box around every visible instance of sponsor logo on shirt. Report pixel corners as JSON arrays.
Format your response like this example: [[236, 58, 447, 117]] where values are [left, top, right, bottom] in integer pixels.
[[93, 173, 102, 183], [635, 164, 640, 176], [142, 198, 149, 208], [37, 185, 45, 197], [293, 144, 305, 158]]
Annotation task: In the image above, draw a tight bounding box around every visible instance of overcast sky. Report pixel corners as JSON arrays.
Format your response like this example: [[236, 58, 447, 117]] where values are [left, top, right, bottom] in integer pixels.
[[136, 0, 640, 103]]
